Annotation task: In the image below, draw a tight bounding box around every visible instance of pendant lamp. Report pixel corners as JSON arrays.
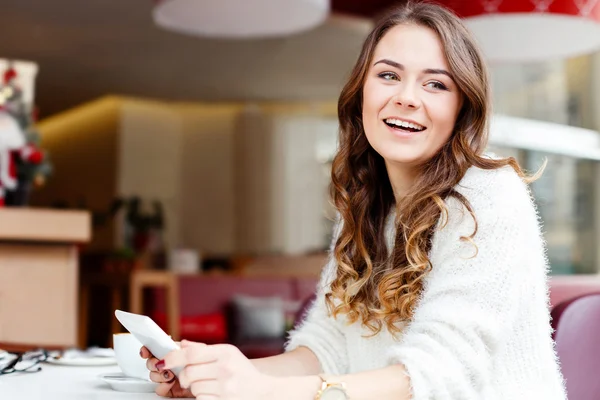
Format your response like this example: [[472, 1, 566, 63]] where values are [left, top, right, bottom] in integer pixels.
[[153, 0, 330, 38], [452, 0, 600, 62]]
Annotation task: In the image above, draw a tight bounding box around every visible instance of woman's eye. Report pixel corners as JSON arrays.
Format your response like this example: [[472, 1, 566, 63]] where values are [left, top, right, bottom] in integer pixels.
[[378, 72, 399, 81], [426, 81, 448, 90]]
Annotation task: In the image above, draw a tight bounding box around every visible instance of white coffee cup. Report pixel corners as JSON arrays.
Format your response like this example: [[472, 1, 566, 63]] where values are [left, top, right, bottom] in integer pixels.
[[113, 333, 150, 381]]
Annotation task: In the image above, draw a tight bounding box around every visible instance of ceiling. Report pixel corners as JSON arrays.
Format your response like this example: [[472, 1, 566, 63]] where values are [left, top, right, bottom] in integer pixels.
[[1, 0, 399, 118], [5, 0, 598, 119]]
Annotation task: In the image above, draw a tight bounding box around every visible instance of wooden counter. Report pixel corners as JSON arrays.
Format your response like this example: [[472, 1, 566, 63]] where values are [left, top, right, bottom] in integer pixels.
[[0, 208, 90, 351]]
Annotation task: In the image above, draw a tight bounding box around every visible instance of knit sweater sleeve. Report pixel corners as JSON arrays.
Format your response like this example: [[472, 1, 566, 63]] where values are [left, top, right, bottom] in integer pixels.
[[284, 221, 348, 376], [387, 171, 543, 399]]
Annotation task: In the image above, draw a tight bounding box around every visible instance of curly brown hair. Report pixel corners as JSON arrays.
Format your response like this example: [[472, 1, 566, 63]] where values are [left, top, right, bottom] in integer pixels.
[[326, 1, 532, 335]]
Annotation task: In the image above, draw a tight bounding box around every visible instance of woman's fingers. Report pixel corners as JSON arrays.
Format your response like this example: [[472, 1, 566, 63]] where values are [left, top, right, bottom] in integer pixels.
[[165, 343, 221, 369], [179, 363, 218, 387], [150, 369, 176, 383], [146, 356, 161, 372], [140, 346, 153, 359]]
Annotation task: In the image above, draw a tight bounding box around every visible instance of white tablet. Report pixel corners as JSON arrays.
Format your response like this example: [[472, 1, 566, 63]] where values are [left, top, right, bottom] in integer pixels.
[[114, 310, 182, 375]]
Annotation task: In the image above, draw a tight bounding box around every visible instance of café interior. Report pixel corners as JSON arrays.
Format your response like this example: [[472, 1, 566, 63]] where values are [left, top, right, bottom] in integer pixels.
[[1, 0, 600, 398]]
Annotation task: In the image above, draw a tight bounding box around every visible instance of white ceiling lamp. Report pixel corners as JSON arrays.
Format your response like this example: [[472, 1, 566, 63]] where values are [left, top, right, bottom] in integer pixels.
[[153, 0, 330, 39], [448, 0, 600, 63]]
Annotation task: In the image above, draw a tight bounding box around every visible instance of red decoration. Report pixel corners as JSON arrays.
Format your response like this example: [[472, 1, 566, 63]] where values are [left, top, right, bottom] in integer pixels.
[[3, 67, 17, 84], [16, 144, 44, 165], [446, 0, 600, 19], [332, 0, 600, 21]]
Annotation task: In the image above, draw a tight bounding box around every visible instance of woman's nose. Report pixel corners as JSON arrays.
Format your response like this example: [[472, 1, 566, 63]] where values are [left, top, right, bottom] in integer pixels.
[[392, 84, 421, 109]]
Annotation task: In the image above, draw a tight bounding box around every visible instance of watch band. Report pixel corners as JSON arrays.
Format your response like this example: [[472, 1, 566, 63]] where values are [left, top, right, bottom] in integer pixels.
[[314, 374, 349, 400]]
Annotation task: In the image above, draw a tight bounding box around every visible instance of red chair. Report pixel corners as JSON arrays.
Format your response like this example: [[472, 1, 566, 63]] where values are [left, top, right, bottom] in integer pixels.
[[550, 293, 592, 340], [553, 293, 600, 400]]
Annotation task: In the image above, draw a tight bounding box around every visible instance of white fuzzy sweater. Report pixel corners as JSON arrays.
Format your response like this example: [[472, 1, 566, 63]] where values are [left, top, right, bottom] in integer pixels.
[[285, 165, 566, 399]]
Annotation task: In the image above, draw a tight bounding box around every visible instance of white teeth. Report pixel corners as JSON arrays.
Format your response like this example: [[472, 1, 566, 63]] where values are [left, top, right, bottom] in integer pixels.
[[384, 118, 425, 131]]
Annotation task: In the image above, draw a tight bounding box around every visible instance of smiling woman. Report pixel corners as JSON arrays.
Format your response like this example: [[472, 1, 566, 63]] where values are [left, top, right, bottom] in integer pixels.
[[362, 24, 462, 176], [141, 2, 567, 400]]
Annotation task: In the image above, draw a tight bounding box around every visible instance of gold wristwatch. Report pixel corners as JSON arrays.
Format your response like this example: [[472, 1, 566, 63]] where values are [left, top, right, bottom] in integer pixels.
[[315, 374, 349, 400]]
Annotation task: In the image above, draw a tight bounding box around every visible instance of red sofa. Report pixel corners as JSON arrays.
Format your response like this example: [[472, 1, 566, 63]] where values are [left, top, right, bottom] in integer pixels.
[[148, 274, 319, 358]]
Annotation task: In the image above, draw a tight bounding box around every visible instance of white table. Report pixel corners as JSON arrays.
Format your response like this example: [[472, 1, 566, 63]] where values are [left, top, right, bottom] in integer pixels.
[[0, 364, 161, 399]]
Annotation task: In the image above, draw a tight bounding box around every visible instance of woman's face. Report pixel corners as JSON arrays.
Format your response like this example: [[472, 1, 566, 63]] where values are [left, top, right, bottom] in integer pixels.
[[362, 24, 462, 170]]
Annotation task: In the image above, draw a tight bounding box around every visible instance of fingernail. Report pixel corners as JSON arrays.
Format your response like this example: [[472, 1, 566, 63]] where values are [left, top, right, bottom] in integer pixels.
[[156, 360, 165, 371], [139, 349, 143, 357]]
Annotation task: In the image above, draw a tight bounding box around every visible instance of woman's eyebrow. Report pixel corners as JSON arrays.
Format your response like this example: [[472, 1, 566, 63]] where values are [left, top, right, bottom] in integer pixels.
[[373, 59, 454, 80]]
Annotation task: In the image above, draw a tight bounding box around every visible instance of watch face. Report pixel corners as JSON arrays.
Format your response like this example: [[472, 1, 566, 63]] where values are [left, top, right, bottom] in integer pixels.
[[322, 387, 348, 400]]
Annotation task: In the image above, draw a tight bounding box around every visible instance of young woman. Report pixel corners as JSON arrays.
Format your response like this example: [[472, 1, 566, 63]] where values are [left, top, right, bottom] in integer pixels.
[[142, 2, 566, 399]]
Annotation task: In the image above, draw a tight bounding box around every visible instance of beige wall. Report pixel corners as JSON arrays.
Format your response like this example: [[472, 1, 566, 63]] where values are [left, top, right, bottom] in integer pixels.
[[234, 107, 284, 254], [233, 107, 337, 255], [33, 97, 120, 251], [118, 99, 184, 250], [278, 115, 335, 254], [32, 96, 338, 258], [178, 104, 241, 257], [593, 52, 600, 131]]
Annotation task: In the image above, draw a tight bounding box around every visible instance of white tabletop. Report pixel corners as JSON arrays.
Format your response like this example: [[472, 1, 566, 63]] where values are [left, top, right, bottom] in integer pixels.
[[0, 363, 161, 400]]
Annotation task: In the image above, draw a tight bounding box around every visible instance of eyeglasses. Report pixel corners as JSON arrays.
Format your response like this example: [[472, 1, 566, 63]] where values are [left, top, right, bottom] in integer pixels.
[[0, 349, 52, 375]]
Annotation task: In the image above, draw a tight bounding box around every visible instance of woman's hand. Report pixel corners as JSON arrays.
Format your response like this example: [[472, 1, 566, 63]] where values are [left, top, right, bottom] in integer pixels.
[[140, 345, 193, 398], [161, 340, 276, 400]]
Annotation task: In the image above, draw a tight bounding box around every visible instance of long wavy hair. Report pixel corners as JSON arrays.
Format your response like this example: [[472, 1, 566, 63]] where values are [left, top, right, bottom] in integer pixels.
[[326, 1, 535, 335]]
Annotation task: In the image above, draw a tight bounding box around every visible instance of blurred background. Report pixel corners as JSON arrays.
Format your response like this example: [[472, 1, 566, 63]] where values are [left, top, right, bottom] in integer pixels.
[[1, 0, 600, 356]]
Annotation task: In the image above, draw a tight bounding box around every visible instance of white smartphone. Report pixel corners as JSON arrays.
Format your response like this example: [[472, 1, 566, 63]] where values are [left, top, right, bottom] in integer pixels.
[[114, 309, 182, 375]]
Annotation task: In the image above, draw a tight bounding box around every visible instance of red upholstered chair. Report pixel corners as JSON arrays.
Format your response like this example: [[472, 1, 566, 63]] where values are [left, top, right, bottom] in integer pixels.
[[553, 293, 600, 400], [550, 293, 592, 340], [145, 274, 319, 358]]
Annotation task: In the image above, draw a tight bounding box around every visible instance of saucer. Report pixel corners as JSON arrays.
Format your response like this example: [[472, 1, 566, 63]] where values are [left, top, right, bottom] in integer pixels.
[[46, 348, 118, 367], [99, 372, 159, 393], [47, 356, 117, 367]]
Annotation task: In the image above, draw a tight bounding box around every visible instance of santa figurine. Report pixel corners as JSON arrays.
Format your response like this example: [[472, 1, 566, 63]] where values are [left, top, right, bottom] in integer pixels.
[[0, 111, 25, 206], [0, 65, 44, 206]]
